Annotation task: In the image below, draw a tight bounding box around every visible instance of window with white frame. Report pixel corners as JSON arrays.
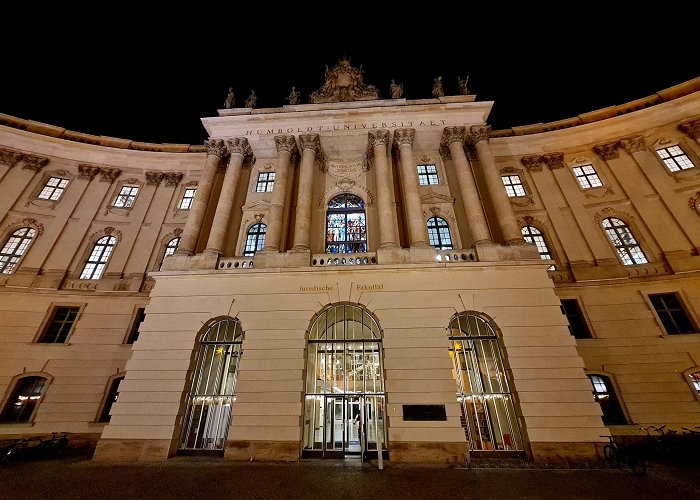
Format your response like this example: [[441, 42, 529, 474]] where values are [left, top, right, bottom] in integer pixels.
[[160, 237, 180, 270], [521, 225, 555, 270], [502, 175, 526, 197], [656, 145, 695, 172], [37, 176, 70, 201], [572, 164, 603, 189], [417, 164, 439, 185], [113, 186, 139, 208], [0, 227, 36, 274], [256, 172, 275, 192], [601, 217, 647, 265], [178, 189, 196, 210], [427, 216, 453, 249], [244, 224, 266, 256], [80, 236, 116, 279]]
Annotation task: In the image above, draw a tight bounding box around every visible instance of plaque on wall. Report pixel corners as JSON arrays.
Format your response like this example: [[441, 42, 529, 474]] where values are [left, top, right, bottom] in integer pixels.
[[402, 404, 447, 421]]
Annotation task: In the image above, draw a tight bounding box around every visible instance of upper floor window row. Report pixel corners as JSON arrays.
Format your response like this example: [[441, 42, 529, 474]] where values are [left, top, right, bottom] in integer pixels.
[[256, 172, 275, 193], [417, 164, 439, 185], [113, 186, 139, 208], [502, 175, 526, 197], [178, 189, 196, 210], [0, 227, 36, 274], [38, 177, 70, 201], [656, 145, 695, 172], [572, 164, 603, 189]]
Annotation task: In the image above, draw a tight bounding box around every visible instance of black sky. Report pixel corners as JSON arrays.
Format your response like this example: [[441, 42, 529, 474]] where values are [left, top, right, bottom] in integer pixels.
[[2, 10, 698, 146]]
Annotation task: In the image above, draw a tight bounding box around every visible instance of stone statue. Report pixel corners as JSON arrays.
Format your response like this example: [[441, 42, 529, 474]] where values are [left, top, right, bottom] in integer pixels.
[[457, 75, 470, 96], [432, 76, 444, 98], [390, 79, 404, 99], [224, 87, 235, 109], [287, 86, 301, 105], [245, 90, 257, 108]]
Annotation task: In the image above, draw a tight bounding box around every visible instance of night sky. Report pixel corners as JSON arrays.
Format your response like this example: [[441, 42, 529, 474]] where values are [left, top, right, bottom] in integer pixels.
[[2, 10, 697, 146]]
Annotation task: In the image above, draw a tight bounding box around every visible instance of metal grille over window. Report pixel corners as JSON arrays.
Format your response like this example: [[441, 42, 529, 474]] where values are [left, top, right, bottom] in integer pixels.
[[649, 293, 696, 335], [587, 374, 627, 424], [601, 217, 647, 265], [0, 376, 47, 423], [178, 188, 196, 210], [179, 318, 244, 451], [521, 226, 555, 270], [243, 224, 266, 256], [501, 175, 526, 197], [38, 177, 69, 201], [255, 172, 275, 192], [572, 165, 603, 189], [417, 164, 439, 185], [160, 237, 180, 269], [80, 236, 116, 279], [326, 194, 367, 254], [656, 146, 695, 172], [448, 313, 524, 452], [0, 227, 36, 274], [40, 306, 79, 343], [113, 186, 139, 208], [427, 216, 453, 249]]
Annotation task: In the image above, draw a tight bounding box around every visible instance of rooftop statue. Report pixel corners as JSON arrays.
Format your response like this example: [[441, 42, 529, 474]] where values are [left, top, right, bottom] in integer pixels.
[[245, 90, 257, 108], [224, 87, 235, 109], [457, 75, 470, 96], [390, 79, 404, 99], [432, 76, 444, 98], [287, 86, 301, 105], [309, 58, 380, 104]]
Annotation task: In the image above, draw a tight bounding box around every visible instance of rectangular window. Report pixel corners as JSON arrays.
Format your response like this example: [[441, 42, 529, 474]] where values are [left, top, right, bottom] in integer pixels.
[[256, 172, 275, 192], [113, 186, 139, 208], [572, 164, 603, 189], [125, 308, 146, 344], [178, 188, 196, 210], [560, 299, 592, 339], [501, 175, 526, 197], [649, 293, 696, 335], [39, 306, 80, 343], [417, 164, 439, 185], [656, 146, 695, 172], [38, 177, 70, 201]]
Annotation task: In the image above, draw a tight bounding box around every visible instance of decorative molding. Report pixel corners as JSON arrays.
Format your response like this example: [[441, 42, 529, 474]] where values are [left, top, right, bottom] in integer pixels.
[[593, 207, 635, 226], [309, 58, 380, 103], [22, 218, 44, 235], [0, 148, 23, 168], [174, 227, 183, 236], [99, 167, 122, 183], [254, 213, 265, 223], [542, 152, 566, 170], [205, 138, 228, 159], [678, 118, 700, 139], [103, 226, 123, 242], [163, 172, 184, 186], [419, 154, 432, 163], [429, 206, 441, 215], [593, 141, 620, 160], [78, 164, 100, 180], [124, 177, 140, 185], [184, 180, 197, 187], [689, 191, 700, 213], [439, 126, 466, 158], [226, 137, 256, 167], [317, 183, 375, 207], [619, 135, 646, 154], [262, 163, 275, 170], [393, 128, 415, 148], [520, 155, 543, 172], [327, 160, 366, 180], [368, 129, 390, 150], [583, 186, 614, 199], [468, 125, 491, 145], [419, 192, 455, 205], [274, 135, 299, 158], [299, 133, 322, 153], [21, 154, 49, 172], [145, 171, 164, 186]]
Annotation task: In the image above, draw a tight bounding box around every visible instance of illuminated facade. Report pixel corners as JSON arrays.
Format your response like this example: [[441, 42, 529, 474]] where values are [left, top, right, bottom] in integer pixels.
[[1, 62, 699, 464]]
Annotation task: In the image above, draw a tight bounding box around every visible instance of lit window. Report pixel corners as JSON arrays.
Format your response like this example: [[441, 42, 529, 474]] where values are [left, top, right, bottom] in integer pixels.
[[572, 165, 603, 189], [38, 177, 69, 201], [326, 194, 367, 254], [0, 227, 36, 274], [521, 226, 555, 270], [80, 236, 116, 279], [602, 217, 647, 265], [244, 223, 266, 256], [113, 186, 139, 208], [98, 376, 124, 423], [417, 165, 439, 186], [560, 299, 592, 339], [38, 306, 79, 343], [178, 189, 196, 210], [502, 175, 526, 197], [656, 146, 695, 172], [588, 374, 627, 425], [160, 237, 180, 270], [0, 376, 47, 423], [689, 371, 700, 395], [256, 172, 275, 193], [427, 216, 453, 249], [649, 293, 696, 335]]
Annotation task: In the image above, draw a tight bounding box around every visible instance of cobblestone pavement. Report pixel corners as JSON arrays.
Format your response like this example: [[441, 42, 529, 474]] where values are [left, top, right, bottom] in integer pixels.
[[1, 456, 699, 500]]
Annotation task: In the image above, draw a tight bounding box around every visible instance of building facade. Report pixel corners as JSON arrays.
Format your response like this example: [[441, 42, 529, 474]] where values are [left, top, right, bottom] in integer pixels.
[[1, 61, 698, 464]]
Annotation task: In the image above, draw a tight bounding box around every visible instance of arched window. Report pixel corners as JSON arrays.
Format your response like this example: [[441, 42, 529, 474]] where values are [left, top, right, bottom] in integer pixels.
[[521, 225, 556, 270], [160, 236, 180, 270], [80, 236, 116, 279], [98, 375, 124, 423], [427, 216, 453, 249], [448, 313, 524, 451], [179, 318, 244, 451], [0, 376, 47, 423], [0, 227, 36, 274], [326, 194, 367, 254], [243, 223, 266, 256], [587, 374, 627, 425], [601, 217, 647, 265]]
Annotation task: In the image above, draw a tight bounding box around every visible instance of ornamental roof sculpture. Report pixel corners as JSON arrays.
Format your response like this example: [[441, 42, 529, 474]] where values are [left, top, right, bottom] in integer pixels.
[[309, 58, 380, 104]]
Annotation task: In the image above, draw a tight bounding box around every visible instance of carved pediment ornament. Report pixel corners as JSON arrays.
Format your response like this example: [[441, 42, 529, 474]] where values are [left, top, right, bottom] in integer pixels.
[[78, 164, 100, 180], [125, 177, 139, 185], [99, 167, 122, 183], [226, 138, 256, 167], [274, 135, 299, 158], [542, 152, 566, 170], [593, 141, 620, 160], [174, 228, 183, 236], [420, 155, 431, 163], [619, 135, 646, 154], [254, 213, 265, 222], [0, 148, 23, 168], [523, 215, 535, 225], [22, 218, 44, 235], [205, 139, 228, 160], [520, 155, 543, 172], [309, 58, 380, 104], [429, 206, 440, 215], [689, 191, 700, 212], [163, 172, 183, 186], [103, 226, 123, 242], [468, 125, 491, 145], [393, 128, 415, 148], [678, 118, 700, 139], [21, 154, 49, 172]]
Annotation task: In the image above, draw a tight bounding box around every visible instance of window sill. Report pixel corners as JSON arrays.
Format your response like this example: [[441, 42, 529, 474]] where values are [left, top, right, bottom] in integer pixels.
[[0, 422, 35, 428]]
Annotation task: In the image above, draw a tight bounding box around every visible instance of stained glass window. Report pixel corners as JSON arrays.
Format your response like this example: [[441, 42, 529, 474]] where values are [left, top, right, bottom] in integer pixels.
[[325, 194, 367, 254]]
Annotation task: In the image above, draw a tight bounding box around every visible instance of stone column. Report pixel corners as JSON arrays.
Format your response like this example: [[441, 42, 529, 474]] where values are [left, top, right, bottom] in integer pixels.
[[177, 139, 227, 255], [440, 127, 491, 244], [292, 134, 321, 251], [264, 135, 298, 251], [393, 128, 429, 247], [368, 130, 397, 248], [205, 137, 255, 255], [469, 125, 523, 244], [678, 118, 700, 144]]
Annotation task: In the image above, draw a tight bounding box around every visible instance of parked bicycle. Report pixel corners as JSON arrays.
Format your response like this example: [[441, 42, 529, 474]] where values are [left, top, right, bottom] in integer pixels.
[[1, 432, 69, 463], [601, 435, 646, 476]]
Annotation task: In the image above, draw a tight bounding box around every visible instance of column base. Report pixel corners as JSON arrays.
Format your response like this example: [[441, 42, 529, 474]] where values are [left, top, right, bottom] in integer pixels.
[[389, 441, 468, 464], [225, 440, 300, 462]]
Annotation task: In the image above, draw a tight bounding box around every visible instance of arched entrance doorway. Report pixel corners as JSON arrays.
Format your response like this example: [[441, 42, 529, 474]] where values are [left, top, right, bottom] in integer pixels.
[[302, 303, 386, 459]]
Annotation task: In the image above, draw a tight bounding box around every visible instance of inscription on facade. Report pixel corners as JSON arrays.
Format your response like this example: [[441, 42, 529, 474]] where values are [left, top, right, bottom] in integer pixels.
[[245, 120, 448, 136], [299, 285, 334, 292], [356, 284, 384, 291]]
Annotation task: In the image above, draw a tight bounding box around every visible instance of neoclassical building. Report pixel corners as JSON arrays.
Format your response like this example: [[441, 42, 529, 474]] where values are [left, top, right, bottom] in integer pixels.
[[0, 61, 698, 464]]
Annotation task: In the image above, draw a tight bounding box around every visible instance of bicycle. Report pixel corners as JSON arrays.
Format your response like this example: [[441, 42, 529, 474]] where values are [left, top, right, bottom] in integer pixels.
[[0, 436, 43, 463], [38, 432, 69, 457], [601, 435, 647, 476]]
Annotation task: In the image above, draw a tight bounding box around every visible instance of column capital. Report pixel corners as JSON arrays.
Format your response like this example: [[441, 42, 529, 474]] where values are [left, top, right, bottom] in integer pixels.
[[619, 135, 646, 154], [299, 133, 321, 153], [520, 155, 544, 172], [146, 171, 165, 186], [78, 164, 100, 180], [438, 126, 467, 159], [0, 148, 23, 169], [392, 128, 415, 148], [468, 124, 491, 145], [678, 118, 700, 139], [593, 141, 620, 160], [542, 152, 565, 170], [163, 172, 184, 186], [368, 129, 390, 149], [21, 153, 49, 172], [99, 167, 122, 183], [226, 137, 256, 166], [274, 135, 299, 158], [204, 138, 228, 160]]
